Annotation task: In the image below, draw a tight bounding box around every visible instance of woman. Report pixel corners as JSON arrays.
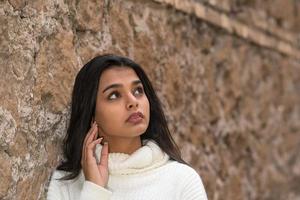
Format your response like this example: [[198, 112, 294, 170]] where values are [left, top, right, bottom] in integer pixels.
[[47, 54, 207, 200]]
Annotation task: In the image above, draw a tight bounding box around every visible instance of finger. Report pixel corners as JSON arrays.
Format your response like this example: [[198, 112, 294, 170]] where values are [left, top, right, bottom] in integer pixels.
[[90, 119, 95, 127], [83, 122, 96, 151], [84, 125, 98, 162], [93, 124, 99, 140], [99, 142, 109, 168], [86, 125, 98, 145], [85, 122, 97, 144], [86, 137, 103, 161], [82, 123, 97, 164]]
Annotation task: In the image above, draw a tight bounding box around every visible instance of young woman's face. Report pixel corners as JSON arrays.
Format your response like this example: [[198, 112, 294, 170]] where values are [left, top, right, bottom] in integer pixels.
[[94, 67, 150, 140]]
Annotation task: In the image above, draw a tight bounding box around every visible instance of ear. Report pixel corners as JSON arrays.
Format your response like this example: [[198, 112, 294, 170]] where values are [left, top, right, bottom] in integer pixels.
[[90, 116, 95, 127]]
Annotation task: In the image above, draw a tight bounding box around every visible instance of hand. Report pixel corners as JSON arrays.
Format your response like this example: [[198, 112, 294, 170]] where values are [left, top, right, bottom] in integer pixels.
[[81, 121, 109, 187]]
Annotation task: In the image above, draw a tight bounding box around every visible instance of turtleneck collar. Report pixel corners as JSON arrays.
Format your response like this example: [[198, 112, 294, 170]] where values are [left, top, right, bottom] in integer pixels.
[[95, 139, 170, 175]]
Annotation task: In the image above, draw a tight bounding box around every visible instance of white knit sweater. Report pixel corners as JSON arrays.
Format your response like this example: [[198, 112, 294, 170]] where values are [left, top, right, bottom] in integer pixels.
[[47, 140, 207, 200]]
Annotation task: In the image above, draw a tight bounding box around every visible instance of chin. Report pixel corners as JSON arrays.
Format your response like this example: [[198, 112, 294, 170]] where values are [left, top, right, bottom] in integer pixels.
[[132, 127, 148, 135], [128, 124, 148, 135]]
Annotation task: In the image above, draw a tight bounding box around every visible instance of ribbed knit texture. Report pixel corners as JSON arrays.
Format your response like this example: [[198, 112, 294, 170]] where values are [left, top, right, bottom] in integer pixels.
[[47, 140, 208, 200]]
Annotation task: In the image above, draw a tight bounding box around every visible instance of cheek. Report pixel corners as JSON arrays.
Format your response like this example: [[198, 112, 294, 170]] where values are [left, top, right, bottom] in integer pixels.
[[97, 104, 120, 121], [95, 103, 125, 132], [143, 97, 150, 119]]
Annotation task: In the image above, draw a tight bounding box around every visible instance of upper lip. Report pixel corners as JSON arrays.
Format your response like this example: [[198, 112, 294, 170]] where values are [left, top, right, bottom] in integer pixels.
[[126, 111, 144, 122]]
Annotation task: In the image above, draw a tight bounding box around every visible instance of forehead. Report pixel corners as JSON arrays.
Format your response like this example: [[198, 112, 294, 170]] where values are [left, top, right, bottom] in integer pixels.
[[99, 67, 140, 88]]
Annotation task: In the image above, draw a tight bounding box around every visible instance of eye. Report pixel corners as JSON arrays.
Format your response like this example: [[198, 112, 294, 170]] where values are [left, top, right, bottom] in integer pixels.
[[107, 91, 120, 100], [133, 86, 144, 96]]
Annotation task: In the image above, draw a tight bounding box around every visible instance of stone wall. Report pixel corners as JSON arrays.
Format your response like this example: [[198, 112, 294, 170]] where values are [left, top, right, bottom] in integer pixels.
[[0, 0, 299, 199]]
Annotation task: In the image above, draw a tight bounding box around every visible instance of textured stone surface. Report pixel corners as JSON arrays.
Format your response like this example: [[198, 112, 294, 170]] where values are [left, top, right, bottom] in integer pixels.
[[154, 0, 300, 58], [0, 152, 13, 198], [0, 0, 300, 199], [204, 0, 300, 33]]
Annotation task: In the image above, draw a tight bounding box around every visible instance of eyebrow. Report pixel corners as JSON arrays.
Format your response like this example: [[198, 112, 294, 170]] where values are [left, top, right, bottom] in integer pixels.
[[102, 80, 142, 93]]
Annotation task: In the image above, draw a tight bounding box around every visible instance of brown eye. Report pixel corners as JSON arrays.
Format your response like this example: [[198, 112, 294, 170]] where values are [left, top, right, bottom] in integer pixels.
[[108, 91, 120, 100], [134, 86, 144, 96]]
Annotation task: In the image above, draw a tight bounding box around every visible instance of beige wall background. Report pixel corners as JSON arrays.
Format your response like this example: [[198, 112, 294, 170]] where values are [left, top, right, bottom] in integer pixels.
[[0, 0, 300, 199]]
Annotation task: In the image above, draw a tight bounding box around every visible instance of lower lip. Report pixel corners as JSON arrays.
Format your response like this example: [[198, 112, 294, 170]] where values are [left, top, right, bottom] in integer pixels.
[[127, 116, 143, 124]]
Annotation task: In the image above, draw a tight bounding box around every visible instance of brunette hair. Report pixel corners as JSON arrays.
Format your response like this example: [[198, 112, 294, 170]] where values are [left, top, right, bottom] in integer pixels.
[[57, 54, 187, 180]]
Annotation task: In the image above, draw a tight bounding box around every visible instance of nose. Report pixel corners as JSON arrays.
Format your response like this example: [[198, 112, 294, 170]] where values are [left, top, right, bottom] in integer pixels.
[[126, 93, 139, 110]]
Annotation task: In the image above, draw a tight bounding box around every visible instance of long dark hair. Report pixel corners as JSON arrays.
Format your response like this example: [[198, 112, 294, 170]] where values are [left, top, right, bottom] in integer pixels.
[[57, 54, 187, 180]]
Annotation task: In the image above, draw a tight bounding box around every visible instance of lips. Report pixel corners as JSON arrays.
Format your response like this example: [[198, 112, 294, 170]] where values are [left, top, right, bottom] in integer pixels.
[[126, 112, 144, 123]]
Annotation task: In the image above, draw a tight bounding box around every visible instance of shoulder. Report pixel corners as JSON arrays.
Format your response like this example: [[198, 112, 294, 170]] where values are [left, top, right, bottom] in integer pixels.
[[166, 161, 208, 199], [48, 170, 73, 191], [49, 170, 73, 184], [47, 170, 112, 200], [49, 169, 84, 185], [166, 161, 203, 179], [47, 170, 85, 200], [47, 170, 69, 199], [48, 169, 84, 192], [51, 170, 69, 180]]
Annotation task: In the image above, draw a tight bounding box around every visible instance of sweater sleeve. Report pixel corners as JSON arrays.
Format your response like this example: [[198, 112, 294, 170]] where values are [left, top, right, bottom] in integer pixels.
[[47, 170, 112, 200], [180, 167, 208, 200], [47, 171, 68, 200], [79, 181, 112, 200]]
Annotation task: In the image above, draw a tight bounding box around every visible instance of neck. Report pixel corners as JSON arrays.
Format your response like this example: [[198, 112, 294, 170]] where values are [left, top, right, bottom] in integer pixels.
[[105, 136, 142, 155]]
